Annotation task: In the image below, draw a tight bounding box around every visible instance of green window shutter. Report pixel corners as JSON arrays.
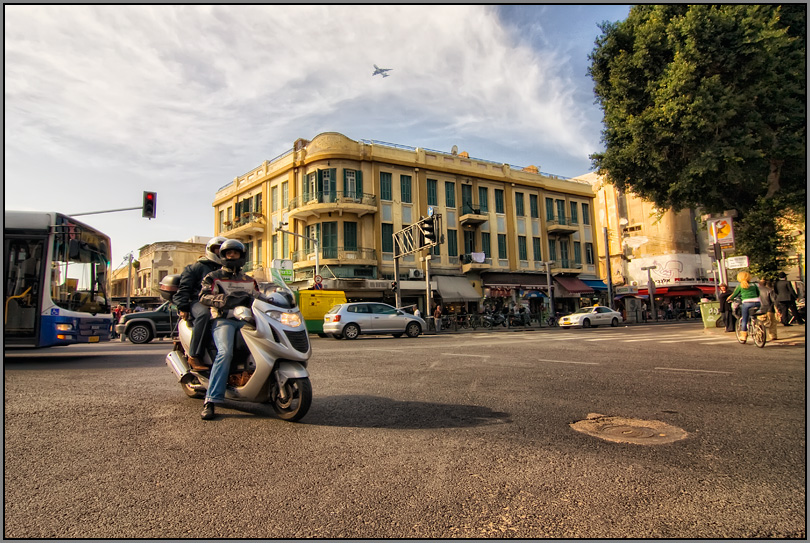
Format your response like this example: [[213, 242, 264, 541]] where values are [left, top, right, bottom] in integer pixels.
[[356, 170, 363, 198]]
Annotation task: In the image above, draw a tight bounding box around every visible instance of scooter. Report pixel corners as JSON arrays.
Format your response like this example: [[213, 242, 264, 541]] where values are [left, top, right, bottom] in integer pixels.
[[160, 269, 312, 422]]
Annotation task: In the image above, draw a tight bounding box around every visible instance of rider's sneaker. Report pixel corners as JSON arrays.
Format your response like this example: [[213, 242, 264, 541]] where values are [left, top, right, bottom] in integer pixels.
[[201, 402, 216, 420]]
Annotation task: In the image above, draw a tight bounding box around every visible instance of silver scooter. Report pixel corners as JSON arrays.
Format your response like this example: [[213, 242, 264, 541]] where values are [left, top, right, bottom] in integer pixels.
[[161, 269, 312, 421]]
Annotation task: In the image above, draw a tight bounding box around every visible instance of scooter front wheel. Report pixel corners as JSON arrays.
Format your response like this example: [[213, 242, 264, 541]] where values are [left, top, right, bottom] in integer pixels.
[[271, 377, 312, 422]]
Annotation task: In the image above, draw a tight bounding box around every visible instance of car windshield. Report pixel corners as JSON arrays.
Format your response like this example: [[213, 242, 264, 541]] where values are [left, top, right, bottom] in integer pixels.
[[573, 307, 596, 314]]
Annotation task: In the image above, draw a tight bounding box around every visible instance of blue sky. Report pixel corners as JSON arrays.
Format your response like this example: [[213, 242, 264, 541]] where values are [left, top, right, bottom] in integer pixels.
[[4, 5, 631, 267]]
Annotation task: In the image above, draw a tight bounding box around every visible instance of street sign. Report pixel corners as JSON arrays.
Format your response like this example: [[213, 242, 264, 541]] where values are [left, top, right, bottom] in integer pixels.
[[708, 217, 735, 247], [313, 274, 323, 284], [725, 256, 749, 269], [278, 269, 293, 283]]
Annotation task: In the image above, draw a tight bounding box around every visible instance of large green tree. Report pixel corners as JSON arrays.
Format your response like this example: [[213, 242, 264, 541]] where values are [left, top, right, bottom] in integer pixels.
[[589, 4, 805, 276]]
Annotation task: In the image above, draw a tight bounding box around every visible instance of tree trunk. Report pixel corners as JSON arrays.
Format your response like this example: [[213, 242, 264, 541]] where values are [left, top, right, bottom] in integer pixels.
[[765, 159, 783, 198]]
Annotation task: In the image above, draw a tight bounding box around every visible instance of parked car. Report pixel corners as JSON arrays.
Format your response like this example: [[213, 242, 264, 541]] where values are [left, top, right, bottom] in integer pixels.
[[323, 302, 425, 339], [559, 305, 622, 329], [115, 302, 179, 343]]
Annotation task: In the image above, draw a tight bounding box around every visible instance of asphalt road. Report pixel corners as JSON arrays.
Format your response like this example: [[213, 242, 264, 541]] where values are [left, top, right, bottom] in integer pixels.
[[4, 322, 806, 538]]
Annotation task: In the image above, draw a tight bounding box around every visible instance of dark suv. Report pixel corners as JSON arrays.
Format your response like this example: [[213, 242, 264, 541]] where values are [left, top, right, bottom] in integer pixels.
[[115, 302, 179, 344]]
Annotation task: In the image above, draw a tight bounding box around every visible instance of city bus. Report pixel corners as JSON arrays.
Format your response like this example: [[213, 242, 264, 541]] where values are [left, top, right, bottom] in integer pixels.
[[4, 211, 114, 348]]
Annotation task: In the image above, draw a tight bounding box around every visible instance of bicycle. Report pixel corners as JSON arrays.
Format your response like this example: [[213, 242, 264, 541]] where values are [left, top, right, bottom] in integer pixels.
[[734, 305, 767, 348], [545, 314, 559, 327]]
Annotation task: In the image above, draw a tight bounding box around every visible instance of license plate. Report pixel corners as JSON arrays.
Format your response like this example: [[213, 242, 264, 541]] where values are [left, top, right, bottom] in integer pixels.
[[88, 336, 99, 343]]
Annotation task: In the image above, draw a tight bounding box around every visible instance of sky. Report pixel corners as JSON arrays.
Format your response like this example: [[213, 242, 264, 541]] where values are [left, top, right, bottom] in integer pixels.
[[4, 5, 631, 269]]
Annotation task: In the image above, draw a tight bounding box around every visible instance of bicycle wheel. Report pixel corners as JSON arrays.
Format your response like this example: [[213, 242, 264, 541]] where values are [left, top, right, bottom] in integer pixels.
[[735, 317, 746, 344], [753, 321, 767, 348]]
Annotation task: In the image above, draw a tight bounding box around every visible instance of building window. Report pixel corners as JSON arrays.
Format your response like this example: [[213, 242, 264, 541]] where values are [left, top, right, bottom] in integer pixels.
[[545, 198, 554, 221], [219, 210, 224, 231], [498, 234, 507, 259], [345, 170, 357, 199], [281, 182, 288, 208], [445, 181, 456, 208], [344, 221, 357, 251], [533, 237, 542, 261], [401, 175, 412, 204], [381, 223, 394, 253], [515, 192, 525, 217], [427, 179, 437, 206], [495, 189, 505, 214], [530, 194, 539, 218], [481, 232, 491, 257], [271, 186, 278, 212], [570, 202, 578, 225], [518, 236, 528, 260], [548, 237, 557, 261], [447, 229, 458, 257], [585, 242, 594, 265], [582, 202, 590, 225], [463, 230, 475, 254], [255, 193, 262, 215], [478, 187, 488, 213], [574, 242, 582, 265], [380, 172, 392, 201]]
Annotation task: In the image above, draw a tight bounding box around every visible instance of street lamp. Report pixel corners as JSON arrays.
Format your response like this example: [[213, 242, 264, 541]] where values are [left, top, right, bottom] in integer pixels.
[[641, 265, 658, 322], [539, 261, 555, 324]]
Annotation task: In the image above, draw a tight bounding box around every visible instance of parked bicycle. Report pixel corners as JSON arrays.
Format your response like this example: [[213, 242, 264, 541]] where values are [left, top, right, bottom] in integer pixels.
[[546, 314, 559, 327], [734, 305, 767, 348]]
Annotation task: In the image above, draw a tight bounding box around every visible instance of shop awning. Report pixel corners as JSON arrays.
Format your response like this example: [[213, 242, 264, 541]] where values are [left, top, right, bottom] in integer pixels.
[[581, 279, 608, 291], [481, 272, 548, 288], [638, 286, 712, 297], [554, 276, 594, 294], [434, 276, 480, 302]]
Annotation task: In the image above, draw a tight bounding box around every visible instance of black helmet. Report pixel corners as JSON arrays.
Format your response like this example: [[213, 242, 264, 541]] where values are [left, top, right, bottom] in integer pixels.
[[219, 239, 246, 272]]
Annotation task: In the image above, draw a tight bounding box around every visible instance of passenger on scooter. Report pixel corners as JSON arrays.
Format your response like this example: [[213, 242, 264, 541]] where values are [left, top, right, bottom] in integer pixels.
[[174, 236, 226, 371], [198, 239, 259, 420]]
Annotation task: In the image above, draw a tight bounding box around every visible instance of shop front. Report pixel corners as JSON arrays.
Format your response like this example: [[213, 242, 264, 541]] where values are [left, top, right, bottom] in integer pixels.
[[552, 276, 595, 314], [481, 272, 550, 316]]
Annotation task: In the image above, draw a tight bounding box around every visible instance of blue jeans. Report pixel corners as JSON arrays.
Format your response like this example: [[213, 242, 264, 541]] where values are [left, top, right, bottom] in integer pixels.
[[740, 301, 761, 332], [205, 318, 245, 404]]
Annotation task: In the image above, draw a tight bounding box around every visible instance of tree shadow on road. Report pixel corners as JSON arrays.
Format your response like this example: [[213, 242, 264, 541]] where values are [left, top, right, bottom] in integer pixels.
[[298, 395, 512, 429]]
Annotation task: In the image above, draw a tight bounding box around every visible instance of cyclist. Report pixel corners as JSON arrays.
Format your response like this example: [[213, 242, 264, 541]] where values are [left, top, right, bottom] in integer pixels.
[[729, 271, 760, 343]]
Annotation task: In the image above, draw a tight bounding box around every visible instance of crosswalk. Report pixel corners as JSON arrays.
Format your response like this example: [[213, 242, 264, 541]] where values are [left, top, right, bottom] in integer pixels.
[[444, 327, 735, 346]]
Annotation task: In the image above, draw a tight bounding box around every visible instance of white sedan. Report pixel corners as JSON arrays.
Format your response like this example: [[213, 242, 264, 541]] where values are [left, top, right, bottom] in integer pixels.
[[559, 305, 622, 329]]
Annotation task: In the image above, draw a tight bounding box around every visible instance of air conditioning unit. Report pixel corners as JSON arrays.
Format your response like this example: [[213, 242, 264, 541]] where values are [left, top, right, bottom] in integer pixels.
[[409, 269, 424, 279]]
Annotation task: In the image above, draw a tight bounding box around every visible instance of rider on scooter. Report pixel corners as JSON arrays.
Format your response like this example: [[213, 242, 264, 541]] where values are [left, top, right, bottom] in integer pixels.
[[174, 236, 226, 371], [197, 239, 259, 420]]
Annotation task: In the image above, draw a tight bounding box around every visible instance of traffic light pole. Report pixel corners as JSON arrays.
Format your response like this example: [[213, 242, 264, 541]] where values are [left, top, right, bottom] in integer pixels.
[[70, 206, 142, 217]]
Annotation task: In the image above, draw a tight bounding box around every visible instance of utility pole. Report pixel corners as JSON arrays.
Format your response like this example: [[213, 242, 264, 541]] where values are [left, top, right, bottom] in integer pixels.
[[642, 265, 658, 322], [604, 227, 614, 309], [274, 218, 319, 281], [126, 253, 133, 310]]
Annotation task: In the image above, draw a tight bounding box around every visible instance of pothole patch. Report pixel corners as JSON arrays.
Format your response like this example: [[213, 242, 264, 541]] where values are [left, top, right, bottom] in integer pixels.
[[570, 413, 688, 445]]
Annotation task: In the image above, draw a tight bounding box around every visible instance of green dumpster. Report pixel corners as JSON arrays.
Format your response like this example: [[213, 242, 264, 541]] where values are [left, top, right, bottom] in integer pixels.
[[699, 301, 722, 328]]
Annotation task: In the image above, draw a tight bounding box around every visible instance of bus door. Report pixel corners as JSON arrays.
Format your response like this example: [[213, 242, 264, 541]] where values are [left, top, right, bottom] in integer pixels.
[[4, 236, 46, 344]]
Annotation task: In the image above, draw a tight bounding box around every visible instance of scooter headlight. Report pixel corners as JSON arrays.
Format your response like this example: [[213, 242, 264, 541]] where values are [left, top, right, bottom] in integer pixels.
[[267, 310, 302, 328]]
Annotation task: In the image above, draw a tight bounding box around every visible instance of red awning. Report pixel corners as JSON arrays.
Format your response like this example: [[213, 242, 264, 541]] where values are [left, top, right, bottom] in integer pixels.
[[554, 276, 594, 294], [638, 287, 709, 297]]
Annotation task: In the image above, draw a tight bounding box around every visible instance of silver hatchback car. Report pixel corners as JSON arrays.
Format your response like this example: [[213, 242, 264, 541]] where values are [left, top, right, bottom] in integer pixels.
[[323, 302, 426, 339]]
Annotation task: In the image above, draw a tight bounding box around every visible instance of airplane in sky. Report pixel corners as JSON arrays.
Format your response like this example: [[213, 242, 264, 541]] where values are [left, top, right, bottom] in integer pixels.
[[372, 64, 392, 77]]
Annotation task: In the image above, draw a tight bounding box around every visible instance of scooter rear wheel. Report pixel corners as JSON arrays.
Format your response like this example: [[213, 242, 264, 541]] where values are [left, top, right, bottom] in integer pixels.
[[271, 377, 312, 422]]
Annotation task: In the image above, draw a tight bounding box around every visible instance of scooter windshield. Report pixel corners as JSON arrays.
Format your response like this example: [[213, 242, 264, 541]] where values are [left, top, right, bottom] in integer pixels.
[[257, 268, 296, 309]]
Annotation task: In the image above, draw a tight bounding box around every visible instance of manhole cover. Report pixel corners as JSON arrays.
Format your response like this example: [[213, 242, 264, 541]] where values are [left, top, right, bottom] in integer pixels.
[[570, 413, 688, 445]]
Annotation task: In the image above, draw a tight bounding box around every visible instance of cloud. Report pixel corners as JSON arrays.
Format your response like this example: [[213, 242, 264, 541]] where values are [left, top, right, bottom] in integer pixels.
[[5, 5, 599, 178]]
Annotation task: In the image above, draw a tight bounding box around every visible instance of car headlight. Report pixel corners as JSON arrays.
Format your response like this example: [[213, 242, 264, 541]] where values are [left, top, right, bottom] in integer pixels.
[[267, 310, 302, 327]]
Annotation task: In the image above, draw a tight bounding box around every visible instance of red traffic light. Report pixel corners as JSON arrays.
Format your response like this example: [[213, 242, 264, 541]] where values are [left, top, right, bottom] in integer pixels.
[[142, 191, 157, 218]]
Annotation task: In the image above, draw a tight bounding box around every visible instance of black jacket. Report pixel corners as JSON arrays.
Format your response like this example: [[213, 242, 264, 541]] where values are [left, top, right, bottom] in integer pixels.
[[718, 289, 733, 312], [174, 258, 221, 312], [774, 279, 797, 303]]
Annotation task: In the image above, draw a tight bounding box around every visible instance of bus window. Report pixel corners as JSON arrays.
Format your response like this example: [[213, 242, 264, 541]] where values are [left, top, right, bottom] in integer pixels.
[[4, 239, 44, 338], [51, 233, 110, 315]]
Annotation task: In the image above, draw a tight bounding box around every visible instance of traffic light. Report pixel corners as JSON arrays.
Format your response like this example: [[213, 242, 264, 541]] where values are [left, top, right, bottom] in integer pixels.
[[142, 191, 157, 219], [391, 281, 398, 292], [422, 217, 437, 244], [710, 242, 722, 261]]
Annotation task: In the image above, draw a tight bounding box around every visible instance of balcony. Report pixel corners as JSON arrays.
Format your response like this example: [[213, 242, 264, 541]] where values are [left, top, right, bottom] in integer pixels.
[[291, 246, 377, 270], [550, 259, 583, 273], [546, 215, 579, 234], [459, 204, 488, 227], [287, 191, 377, 220], [459, 253, 491, 274], [222, 212, 266, 240]]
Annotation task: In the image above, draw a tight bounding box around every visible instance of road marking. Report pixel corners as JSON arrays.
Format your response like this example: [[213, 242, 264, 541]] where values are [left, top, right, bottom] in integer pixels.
[[655, 367, 733, 374], [537, 358, 599, 365], [6, 350, 166, 357], [441, 352, 491, 358], [659, 337, 725, 344]]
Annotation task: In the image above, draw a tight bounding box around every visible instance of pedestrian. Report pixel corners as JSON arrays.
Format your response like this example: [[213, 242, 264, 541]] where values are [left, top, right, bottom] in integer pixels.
[[729, 271, 760, 343], [414, 307, 421, 319], [718, 284, 735, 332], [433, 304, 442, 331], [758, 278, 778, 341], [774, 272, 804, 326]]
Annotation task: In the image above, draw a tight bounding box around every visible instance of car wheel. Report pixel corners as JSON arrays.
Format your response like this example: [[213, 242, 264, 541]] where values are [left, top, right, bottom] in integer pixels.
[[128, 324, 153, 344], [343, 323, 360, 340], [582, 319, 591, 329], [405, 322, 422, 338], [611, 317, 619, 327]]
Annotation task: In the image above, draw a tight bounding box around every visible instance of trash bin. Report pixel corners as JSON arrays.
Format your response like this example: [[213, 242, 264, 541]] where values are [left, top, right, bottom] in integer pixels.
[[699, 301, 722, 329]]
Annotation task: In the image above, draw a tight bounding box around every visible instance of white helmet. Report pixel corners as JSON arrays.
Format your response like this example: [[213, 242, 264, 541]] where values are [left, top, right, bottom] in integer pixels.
[[205, 236, 228, 264]]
